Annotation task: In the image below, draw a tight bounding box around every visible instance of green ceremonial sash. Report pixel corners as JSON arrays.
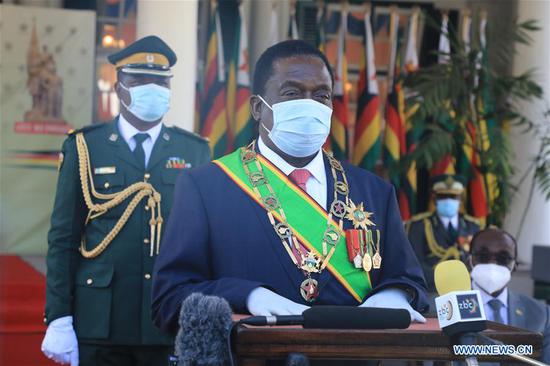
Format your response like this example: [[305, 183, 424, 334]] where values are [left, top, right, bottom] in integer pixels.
[[214, 148, 372, 303]]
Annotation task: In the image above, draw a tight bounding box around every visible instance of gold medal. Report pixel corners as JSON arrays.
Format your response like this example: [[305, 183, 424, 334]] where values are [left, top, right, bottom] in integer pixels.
[[372, 229, 382, 269], [372, 252, 382, 269], [362, 253, 372, 272], [345, 201, 375, 230], [300, 278, 319, 302]]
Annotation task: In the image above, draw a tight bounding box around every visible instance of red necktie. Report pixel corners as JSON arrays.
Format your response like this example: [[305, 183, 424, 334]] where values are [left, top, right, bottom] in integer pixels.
[[289, 169, 311, 192]]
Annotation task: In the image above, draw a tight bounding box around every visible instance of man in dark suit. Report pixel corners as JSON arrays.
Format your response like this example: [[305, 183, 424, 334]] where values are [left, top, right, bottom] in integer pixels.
[[469, 228, 550, 363], [152, 40, 428, 335], [41, 36, 210, 365], [406, 175, 481, 292]]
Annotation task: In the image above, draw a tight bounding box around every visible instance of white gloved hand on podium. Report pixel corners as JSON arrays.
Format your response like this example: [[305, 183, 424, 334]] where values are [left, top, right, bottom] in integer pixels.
[[246, 287, 309, 316], [41, 315, 79, 365], [360, 287, 426, 323]]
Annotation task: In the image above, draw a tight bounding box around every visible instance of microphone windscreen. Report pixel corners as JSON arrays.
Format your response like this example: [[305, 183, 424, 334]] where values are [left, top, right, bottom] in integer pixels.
[[303, 306, 410, 329], [175, 293, 232, 366], [434, 260, 472, 295]]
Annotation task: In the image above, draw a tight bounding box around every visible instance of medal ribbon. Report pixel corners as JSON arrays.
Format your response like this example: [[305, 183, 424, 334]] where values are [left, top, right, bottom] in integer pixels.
[[214, 148, 372, 303]]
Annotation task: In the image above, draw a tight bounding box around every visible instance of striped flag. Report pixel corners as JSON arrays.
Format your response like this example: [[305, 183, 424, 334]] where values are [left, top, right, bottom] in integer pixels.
[[475, 12, 497, 221], [227, 3, 254, 149], [199, 4, 232, 158], [352, 7, 381, 171], [431, 12, 456, 176], [330, 9, 349, 161], [457, 11, 489, 221], [401, 8, 421, 218], [383, 9, 409, 218]]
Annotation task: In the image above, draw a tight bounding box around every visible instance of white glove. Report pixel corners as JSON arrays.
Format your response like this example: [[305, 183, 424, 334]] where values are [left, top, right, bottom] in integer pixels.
[[360, 287, 426, 323], [246, 287, 310, 316], [41, 315, 79, 365]]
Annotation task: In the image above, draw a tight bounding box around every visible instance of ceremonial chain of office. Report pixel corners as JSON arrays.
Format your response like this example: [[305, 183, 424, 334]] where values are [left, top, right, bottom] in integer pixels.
[[240, 141, 381, 302], [75, 132, 163, 258]]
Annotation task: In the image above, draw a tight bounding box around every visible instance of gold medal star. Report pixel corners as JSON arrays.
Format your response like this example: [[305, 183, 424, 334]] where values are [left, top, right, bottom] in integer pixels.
[[345, 201, 375, 230]]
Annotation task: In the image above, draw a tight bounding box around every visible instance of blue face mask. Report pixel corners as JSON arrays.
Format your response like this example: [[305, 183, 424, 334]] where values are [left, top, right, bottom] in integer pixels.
[[258, 96, 332, 157], [120, 83, 170, 122], [436, 198, 460, 218]]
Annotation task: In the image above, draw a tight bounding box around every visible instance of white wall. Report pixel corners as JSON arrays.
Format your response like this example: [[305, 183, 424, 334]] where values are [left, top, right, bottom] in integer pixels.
[[504, 0, 550, 264], [136, 0, 198, 131]]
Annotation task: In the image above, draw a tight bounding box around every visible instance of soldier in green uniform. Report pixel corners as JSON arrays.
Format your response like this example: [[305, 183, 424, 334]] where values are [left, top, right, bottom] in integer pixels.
[[406, 175, 481, 292], [41, 35, 210, 366]]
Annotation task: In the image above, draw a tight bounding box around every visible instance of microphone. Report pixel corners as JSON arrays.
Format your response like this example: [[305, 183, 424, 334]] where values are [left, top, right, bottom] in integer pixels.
[[175, 293, 233, 366], [434, 260, 487, 366], [240, 306, 411, 329], [434, 260, 487, 337]]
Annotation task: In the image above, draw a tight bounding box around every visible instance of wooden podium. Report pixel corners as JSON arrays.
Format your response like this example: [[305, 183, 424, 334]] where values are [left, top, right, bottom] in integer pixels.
[[233, 318, 543, 365]]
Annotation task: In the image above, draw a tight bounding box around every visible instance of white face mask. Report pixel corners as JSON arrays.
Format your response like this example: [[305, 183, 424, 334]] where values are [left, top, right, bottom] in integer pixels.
[[471, 263, 511, 295], [258, 96, 332, 157]]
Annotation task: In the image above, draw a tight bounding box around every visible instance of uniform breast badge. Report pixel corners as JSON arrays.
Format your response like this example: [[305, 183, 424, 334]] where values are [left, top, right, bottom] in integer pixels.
[[94, 166, 116, 175], [165, 157, 190, 169], [344, 201, 381, 273]]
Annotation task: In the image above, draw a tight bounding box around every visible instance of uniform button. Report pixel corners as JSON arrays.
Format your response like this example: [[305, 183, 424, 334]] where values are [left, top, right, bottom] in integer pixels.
[[145, 205, 149, 211], [144, 273, 151, 280], [144, 173, 151, 180], [43, 317, 47, 324], [143, 238, 150, 244], [104, 182, 110, 188], [86, 278, 93, 285]]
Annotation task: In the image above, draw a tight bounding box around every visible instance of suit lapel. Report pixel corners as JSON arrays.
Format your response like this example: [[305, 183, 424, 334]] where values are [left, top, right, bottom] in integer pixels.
[[507, 291, 527, 329], [106, 118, 143, 170], [147, 125, 172, 170], [324, 153, 334, 214]]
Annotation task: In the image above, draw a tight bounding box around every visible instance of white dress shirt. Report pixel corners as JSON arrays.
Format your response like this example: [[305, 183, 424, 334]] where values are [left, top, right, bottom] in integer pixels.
[[118, 114, 162, 167], [258, 137, 327, 210], [473, 281, 509, 324], [439, 215, 459, 230]]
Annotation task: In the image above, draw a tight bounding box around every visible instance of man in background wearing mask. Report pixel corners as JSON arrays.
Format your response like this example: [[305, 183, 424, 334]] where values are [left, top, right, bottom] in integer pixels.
[[41, 36, 210, 366], [152, 40, 429, 337], [469, 228, 550, 363], [406, 174, 481, 292]]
